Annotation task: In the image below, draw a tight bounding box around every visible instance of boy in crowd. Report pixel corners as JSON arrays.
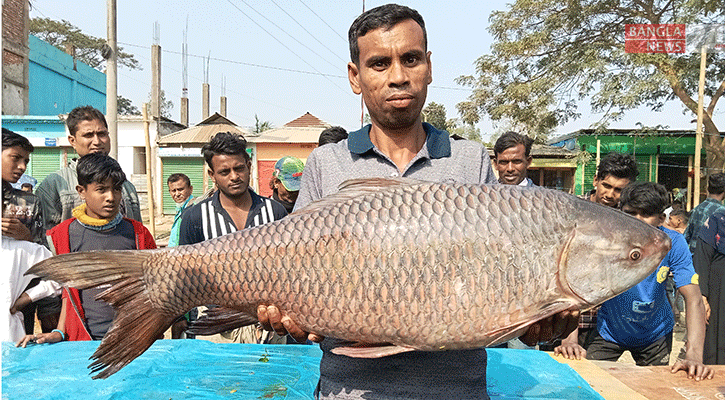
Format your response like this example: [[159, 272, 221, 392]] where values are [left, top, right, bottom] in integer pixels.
[[588, 182, 712, 380], [167, 173, 194, 248], [17, 153, 156, 346], [2, 200, 60, 342], [269, 156, 304, 214], [2, 128, 59, 336]]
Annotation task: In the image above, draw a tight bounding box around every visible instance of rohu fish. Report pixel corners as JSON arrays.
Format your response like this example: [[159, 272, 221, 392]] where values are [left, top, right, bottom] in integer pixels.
[[27, 178, 671, 379]]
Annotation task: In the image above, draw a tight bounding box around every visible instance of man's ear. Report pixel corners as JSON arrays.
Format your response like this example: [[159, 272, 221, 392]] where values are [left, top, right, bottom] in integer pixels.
[[426, 51, 432, 85], [658, 213, 666, 226], [67, 134, 77, 149], [348, 62, 362, 95], [76, 184, 85, 199]]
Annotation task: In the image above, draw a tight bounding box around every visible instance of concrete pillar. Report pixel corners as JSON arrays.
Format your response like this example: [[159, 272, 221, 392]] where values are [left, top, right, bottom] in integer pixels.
[[202, 83, 210, 119], [180, 97, 189, 127]]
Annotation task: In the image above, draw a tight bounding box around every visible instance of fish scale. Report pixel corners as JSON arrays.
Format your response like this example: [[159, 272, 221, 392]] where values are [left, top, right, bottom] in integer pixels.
[[28, 178, 670, 378]]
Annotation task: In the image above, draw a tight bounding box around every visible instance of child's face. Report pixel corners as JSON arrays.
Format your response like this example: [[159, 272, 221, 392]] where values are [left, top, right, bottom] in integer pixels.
[[1, 146, 30, 183], [76, 178, 122, 220], [621, 205, 666, 227]]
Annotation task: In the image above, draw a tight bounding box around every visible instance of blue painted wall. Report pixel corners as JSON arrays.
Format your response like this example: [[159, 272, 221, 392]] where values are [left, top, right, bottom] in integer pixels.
[[28, 35, 106, 115], [1, 115, 67, 139]]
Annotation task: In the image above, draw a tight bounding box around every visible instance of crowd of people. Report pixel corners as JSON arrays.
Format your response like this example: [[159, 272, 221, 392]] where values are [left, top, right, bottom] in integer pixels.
[[1, 2, 721, 398]]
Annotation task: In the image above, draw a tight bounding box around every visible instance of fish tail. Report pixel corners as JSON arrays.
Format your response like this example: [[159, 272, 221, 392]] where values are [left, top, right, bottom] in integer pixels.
[[28, 250, 176, 379]]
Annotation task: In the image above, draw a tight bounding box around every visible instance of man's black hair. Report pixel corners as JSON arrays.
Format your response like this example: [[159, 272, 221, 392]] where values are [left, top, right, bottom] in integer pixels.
[[66, 106, 108, 136], [201, 132, 249, 170], [167, 173, 191, 187], [318, 126, 348, 146], [670, 208, 689, 222], [493, 131, 534, 158], [619, 181, 668, 216], [76, 153, 126, 188], [707, 172, 725, 195], [596, 152, 639, 181], [2, 128, 34, 152], [348, 4, 426, 65]]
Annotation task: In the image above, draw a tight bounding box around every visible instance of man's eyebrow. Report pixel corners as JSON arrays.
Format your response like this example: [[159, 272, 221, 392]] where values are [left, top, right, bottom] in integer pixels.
[[401, 49, 425, 59], [366, 55, 390, 66]]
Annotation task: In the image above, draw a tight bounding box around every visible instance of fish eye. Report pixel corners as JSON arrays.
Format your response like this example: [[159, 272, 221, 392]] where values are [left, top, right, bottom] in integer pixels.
[[629, 249, 642, 261]]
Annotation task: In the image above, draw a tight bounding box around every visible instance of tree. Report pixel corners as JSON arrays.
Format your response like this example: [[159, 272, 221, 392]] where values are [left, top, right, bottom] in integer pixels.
[[254, 115, 272, 133], [30, 17, 140, 71], [456, 0, 725, 168], [117, 96, 140, 116], [446, 118, 483, 143], [422, 102, 448, 131], [147, 90, 174, 119]]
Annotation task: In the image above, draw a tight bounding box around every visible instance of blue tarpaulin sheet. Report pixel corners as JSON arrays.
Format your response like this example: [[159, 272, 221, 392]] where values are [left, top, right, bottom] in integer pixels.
[[2, 341, 603, 399]]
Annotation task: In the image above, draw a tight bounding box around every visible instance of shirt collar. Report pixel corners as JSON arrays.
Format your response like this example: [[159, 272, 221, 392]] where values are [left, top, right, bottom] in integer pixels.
[[347, 122, 451, 159]]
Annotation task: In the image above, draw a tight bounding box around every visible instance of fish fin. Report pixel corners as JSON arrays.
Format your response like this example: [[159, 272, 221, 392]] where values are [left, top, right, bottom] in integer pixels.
[[292, 177, 423, 216], [331, 343, 416, 358], [337, 177, 421, 191], [485, 300, 578, 347], [28, 250, 175, 380], [187, 307, 258, 335]]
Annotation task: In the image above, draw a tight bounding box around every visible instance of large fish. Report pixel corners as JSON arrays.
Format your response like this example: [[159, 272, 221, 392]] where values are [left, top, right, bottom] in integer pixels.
[[28, 178, 670, 379]]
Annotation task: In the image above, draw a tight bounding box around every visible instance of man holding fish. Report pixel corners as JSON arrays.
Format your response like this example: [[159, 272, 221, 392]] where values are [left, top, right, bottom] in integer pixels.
[[258, 4, 579, 399]]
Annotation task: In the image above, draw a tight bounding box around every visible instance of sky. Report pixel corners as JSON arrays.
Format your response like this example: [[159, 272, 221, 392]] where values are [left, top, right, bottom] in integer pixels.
[[27, 0, 722, 141]]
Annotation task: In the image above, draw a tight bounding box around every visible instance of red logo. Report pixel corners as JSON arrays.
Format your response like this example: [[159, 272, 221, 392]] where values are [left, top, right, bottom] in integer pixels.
[[625, 24, 686, 53]]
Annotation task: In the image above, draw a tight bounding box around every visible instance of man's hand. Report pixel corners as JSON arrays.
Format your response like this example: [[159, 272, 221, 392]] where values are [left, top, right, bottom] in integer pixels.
[[1, 217, 32, 241], [554, 341, 587, 360], [702, 296, 710, 322], [519, 309, 579, 347], [10, 292, 32, 315], [257, 305, 324, 343], [16, 331, 62, 348], [553, 327, 586, 360], [671, 358, 714, 381]]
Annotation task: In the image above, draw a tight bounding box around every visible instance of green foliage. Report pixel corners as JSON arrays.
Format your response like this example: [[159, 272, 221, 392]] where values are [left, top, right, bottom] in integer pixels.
[[447, 118, 483, 143], [456, 0, 724, 156], [30, 17, 140, 71], [254, 114, 273, 133], [117, 95, 140, 116], [147, 90, 174, 119], [422, 102, 448, 131]]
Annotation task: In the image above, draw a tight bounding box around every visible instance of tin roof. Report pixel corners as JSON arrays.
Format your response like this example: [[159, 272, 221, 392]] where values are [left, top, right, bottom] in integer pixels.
[[157, 112, 249, 145], [248, 113, 331, 144]]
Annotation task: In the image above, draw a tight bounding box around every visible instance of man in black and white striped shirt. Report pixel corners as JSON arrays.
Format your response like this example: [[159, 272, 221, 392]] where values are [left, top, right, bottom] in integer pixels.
[[178, 132, 287, 245], [177, 132, 287, 343]]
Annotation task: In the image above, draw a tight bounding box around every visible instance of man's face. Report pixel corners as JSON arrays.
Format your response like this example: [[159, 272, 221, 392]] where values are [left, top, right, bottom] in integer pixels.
[[274, 178, 299, 204], [168, 180, 193, 204], [68, 119, 110, 157], [1, 146, 30, 183], [208, 154, 251, 200], [592, 175, 631, 207], [621, 205, 665, 227], [494, 144, 532, 185], [348, 19, 432, 131], [76, 178, 122, 220]]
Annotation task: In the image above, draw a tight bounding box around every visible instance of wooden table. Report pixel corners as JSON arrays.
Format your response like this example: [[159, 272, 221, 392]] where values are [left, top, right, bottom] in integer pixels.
[[554, 354, 725, 399]]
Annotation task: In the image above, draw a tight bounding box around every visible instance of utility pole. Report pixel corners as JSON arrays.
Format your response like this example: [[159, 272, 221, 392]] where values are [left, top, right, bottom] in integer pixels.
[[693, 44, 707, 207], [151, 22, 161, 119], [106, 0, 118, 159]]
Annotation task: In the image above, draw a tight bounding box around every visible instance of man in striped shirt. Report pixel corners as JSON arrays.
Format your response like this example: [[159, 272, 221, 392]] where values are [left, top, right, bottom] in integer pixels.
[[178, 132, 287, 244], [178, 132, 287, 343]]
